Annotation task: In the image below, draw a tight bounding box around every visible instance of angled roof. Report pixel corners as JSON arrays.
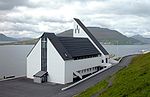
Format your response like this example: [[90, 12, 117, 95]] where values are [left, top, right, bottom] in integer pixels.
[[41, 33, 73, 60], [42, 33, 100, 60], [58, 37, 100, 58], [74, 18, 109, 55], [27, 38, 40, 57], [34, 71, 47, 78]]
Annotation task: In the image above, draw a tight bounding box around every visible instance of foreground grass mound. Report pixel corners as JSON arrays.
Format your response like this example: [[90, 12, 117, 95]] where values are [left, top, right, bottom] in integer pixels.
[[76, 53, 150, 97]]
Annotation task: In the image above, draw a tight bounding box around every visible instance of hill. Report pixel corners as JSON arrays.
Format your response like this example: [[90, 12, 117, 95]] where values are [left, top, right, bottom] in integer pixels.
[[132, 34, 150, 44], [76, 53, 150, 97], [57, 27, 142, 45], [0, 33, 37, 45], [0, 33, 17, 41], [0, 38, 38, 45]]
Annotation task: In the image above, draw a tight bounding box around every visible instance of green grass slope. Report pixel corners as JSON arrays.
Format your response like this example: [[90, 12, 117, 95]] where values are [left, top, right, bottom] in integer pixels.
[[74, 80, 108, 97], [76, 53, 150, 97]]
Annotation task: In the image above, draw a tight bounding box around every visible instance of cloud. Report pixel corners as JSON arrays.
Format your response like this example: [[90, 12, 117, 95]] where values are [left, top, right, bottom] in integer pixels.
[[0, 0, 150, 38], [0, 0, 29, 10]]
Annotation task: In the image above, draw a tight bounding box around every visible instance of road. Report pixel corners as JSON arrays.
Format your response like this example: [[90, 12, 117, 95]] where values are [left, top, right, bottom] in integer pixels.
[[0, 55, 136, 97]]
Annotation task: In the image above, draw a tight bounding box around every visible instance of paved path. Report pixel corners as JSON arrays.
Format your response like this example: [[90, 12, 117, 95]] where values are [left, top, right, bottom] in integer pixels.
[[0, 55, 136, 97]]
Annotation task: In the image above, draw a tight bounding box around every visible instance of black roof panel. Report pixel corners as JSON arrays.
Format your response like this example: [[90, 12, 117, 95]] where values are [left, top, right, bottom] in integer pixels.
[[41, 33, 100, 60], [58, 37, 100, 57]]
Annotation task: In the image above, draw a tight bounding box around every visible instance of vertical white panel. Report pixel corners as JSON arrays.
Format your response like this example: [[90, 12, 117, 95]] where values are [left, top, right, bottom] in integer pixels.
[[27, 39, 41, 79], [47, 39, 65, 84]]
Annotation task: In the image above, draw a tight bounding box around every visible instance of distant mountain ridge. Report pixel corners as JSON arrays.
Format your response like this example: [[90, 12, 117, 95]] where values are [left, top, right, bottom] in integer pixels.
[[0, 33, 17, 41], [131, 35, 150, 44], [0, 33, 35, 45], [1, 28, 148, 45], [57, 27, 142, 45]]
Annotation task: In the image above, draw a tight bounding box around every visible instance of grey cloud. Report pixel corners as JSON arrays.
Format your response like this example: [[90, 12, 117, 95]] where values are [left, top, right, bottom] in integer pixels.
[[0, 22, 39, 33], [0, 14, 72, 28], [0, 0, 150, 37], [41, 17, 72, 23], [77, 0, 150, 17], [101, 0, 150, 17], [0, 0, 29, 10]]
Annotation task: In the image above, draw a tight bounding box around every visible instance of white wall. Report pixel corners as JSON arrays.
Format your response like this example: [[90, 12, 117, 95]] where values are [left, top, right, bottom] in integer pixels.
[[64, 56, 110, 83], [47, 39, 66, 84], [27, 39, 41, 79]]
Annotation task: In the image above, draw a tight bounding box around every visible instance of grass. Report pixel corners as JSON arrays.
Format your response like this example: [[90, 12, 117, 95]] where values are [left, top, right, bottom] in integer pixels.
[[76, 53, 150, 97], [74, 80, 108, 97]]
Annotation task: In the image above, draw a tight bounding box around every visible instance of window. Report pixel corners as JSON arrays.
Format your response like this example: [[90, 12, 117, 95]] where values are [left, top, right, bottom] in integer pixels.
[[41, 37, 47, 71], [102, 60, 104, 63], [73, 54, 98, 60], [81, 70, 83, 73], [106, 58, 108, 63], [42, 38, 46, 48], [78, 28, 80, 33], [64, 53, 68, 57], [90, 68, 91, 71], [76, 25, 80, 33]]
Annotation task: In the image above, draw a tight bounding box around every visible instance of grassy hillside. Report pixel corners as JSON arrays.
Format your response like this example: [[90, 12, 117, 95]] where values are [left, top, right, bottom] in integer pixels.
[[75, 53, 150, 97]]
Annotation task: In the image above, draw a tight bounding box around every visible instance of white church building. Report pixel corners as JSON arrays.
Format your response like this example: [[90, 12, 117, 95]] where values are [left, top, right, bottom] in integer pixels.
[[27, 18, 111, 84]]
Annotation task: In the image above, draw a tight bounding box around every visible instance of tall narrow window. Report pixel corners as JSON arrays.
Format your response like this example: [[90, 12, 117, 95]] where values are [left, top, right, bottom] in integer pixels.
[[106, 58, 108, 63], [77, 25, 78, 29], [102, 60, 104, 63], [76, 25, 80, 33], [41, 37, 47, 71]]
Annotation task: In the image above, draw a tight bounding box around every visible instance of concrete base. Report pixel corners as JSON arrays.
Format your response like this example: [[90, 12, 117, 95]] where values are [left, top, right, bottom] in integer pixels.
[[34, 77, 42, 83]]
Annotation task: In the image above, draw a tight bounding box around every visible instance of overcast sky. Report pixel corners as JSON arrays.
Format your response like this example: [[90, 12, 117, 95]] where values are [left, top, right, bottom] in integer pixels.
[[0, 0, 150, 38]]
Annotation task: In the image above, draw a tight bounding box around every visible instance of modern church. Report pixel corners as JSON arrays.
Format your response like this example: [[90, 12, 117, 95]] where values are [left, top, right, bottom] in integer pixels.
[[27, 18, 111, 84]]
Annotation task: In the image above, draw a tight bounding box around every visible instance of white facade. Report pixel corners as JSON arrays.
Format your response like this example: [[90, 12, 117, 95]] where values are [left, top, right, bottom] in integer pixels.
[[64, 57, 110, 83], [47, 39, 66, 84], [27, 18, 111, 84], [27, 38, 110, 84], [27, 39, 41, 79]]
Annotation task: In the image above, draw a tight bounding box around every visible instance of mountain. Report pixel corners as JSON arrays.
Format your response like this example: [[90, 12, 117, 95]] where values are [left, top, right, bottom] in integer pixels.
[[0, 33, 37, 45], [0, 33, 17, 41], [17, 37, 33, 41], [58, 29, 73, 37], [131, 35, 150, 44], [57, 27, 142, 45]]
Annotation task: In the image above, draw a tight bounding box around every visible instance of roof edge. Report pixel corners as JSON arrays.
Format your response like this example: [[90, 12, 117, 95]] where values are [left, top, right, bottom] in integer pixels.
[[27, 38, 40, 57], [42, 32, 73, 60]]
